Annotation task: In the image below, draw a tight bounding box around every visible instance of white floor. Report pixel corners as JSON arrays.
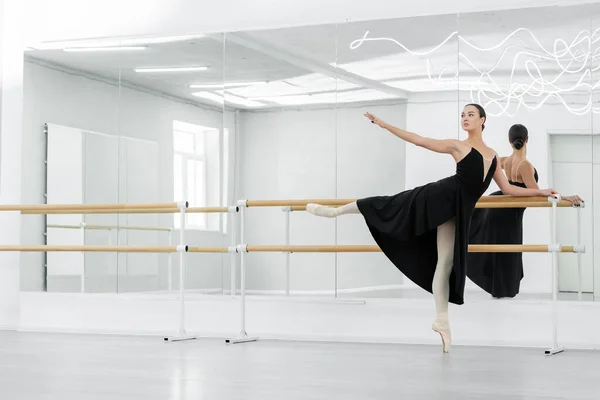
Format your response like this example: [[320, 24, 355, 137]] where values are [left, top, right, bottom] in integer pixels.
[[0, 331, 598, 399]]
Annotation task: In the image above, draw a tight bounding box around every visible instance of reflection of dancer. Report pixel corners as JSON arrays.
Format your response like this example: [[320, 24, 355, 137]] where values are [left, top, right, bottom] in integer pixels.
[[468, 124, 583, 298], [306, 104, 559, 353]]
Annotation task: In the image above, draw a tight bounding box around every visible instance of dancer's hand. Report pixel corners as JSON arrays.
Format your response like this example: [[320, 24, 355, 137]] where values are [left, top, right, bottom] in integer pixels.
[[563, 194, 584, 207], [538, 188, 559, 197], [365, 112, 386, 128]]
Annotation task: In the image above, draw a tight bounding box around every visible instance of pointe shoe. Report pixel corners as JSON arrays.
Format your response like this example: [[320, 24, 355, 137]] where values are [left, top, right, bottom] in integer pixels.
[[306, 203, 338, 218], [432, 321, 451, 353]]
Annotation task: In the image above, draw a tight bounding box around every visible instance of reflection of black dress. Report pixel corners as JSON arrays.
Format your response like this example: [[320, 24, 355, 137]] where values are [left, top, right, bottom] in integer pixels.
[[467, 169, 538, 298], [357, 148, 497, 305]]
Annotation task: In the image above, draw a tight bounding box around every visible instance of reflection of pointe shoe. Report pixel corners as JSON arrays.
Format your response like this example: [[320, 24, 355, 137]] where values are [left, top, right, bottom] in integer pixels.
[[306, 203, 338, 218], [432, 321, 451, 353]]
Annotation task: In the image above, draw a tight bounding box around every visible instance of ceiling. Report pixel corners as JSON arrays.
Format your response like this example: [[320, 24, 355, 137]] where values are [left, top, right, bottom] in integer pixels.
[[26, 3, 600, 111]]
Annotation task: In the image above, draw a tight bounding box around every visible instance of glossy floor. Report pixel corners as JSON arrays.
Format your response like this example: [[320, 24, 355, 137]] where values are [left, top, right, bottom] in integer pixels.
[[0, 331, 597, 399]]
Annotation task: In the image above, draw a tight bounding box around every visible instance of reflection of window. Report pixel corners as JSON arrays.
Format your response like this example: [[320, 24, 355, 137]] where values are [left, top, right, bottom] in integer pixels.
[[173, 120, 229, 231]]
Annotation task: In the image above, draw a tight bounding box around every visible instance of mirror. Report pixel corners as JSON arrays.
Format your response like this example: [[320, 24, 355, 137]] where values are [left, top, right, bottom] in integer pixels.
[[592, 3, 600, 302], [20, 2, 600, 306], [222, 4, 599, 304], [460, 4, 595, 302], [21, 39, 123, 292], [22, 34, 228, 296], [223, 26, 340, 297], [334, 15, 460, 299]]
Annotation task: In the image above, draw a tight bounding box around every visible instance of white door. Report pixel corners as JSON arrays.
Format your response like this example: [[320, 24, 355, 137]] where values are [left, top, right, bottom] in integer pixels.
[[550, 135, 594, 293]]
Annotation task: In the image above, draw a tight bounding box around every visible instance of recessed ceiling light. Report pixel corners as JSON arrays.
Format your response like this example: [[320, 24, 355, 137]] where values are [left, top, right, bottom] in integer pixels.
[[122, 34, 206, 46], [64, 46, 147, 52], [190, 81, 267, 89], [135, 66, 208, 73], [192, 91, 264, 108]]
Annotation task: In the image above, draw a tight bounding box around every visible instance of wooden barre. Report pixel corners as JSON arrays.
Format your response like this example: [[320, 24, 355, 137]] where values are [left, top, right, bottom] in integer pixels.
[[0, 202, 187, 212], [0, 245, 186, 252], [21, 206, 235, 215], [243, 245, 579, 253], [475, 202, 572, 208], [287, 202, 572, 211], [47, 224, 172, 232], [245, 197, 575, 209], [246, 199, 357, 207], [187, 247, 233, 253]]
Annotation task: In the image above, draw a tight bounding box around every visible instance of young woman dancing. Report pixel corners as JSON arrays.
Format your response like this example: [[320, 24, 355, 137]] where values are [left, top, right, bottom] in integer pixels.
[[306, 104, 559, 353]]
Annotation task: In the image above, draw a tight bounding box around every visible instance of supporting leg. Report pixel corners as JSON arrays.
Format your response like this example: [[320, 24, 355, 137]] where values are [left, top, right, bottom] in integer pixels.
[[432, 218, 455, 353]]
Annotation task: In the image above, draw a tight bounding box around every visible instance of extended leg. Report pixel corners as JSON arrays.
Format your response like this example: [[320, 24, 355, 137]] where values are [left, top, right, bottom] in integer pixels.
[[306, 201, 361, 218], [432, 218, 455, 353]]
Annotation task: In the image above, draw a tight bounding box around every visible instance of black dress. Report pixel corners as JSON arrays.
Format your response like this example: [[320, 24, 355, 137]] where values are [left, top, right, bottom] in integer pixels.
[[466, 169, 539, 298], [356, 147, 497, 305]]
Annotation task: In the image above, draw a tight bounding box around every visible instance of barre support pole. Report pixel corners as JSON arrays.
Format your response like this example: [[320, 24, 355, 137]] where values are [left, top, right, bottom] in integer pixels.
[[577, 202, 583, 301], [546, 195, 563, 356], [226, 200, 259, 344], [283, 206, 291, 296], [164, 201, 196, 343]]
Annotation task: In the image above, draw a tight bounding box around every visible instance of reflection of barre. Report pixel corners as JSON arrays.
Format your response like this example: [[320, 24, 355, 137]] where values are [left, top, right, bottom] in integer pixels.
[[21, 206, 236, 215], [188, 246, 238, 253], [46, 223, 173, 290], [47, 223, 172, 232], [0, 245, 187, 252], [0, 201, 188, 211], [239, 244, 585, 253]]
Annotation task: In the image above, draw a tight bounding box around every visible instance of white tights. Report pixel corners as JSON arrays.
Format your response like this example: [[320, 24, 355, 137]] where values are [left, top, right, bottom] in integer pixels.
[[433, 218, 455, 326], [305, 201, 361, 218], [306, 201, 455, 336]]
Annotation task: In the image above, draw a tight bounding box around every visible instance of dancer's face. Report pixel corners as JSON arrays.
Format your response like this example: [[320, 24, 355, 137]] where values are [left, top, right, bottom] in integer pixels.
[[461, 105, 484, 132]]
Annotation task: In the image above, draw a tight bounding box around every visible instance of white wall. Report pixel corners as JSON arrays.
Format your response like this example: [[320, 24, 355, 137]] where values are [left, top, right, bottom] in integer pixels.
[[21, 59, 233, 293], [0, 0, 25, 329], [236, 103, 406, 293], [23, 0, 595, 45], [406, 92, 597, 294]]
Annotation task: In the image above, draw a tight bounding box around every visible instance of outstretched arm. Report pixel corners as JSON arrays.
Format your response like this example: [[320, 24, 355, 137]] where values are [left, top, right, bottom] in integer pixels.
[[493, 161, 556, 197], [364, 112, 460, 156]]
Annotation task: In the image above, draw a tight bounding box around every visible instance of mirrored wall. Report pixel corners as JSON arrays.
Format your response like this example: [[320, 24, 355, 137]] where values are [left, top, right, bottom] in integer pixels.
[[20, 2, 600, 304]]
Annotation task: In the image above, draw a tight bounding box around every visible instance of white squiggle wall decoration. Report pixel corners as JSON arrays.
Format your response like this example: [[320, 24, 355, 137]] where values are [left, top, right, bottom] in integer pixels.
[[350, 28, 600, 116]]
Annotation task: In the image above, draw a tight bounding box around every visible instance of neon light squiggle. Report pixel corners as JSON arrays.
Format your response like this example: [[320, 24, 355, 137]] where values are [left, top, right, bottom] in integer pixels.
[[350, 28, 600, 116]]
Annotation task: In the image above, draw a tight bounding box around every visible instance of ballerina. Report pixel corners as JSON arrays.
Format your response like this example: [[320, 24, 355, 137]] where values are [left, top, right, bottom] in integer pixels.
[[306, 104, 558, 353]]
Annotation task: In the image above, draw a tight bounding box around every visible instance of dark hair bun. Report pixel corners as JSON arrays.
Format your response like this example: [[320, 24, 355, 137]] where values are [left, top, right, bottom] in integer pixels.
[[509, 124, 528, 150], [512, 138, 525, 149]]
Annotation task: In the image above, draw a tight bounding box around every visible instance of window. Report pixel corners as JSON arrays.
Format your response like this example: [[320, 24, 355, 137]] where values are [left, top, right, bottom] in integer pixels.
[[173, 121, 229, 231]]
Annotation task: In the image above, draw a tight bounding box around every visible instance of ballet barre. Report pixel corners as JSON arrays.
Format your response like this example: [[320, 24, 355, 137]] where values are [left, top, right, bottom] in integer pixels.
[[239, 244, 584, 253], [47, 223, 174, 291], [240, 195, 579, 209], [0, 245, 186, 252], [0, 201, 188, 211], [20, 206, 233, 215], [47, 223, 172, 232], [230, 195, 584, 355]]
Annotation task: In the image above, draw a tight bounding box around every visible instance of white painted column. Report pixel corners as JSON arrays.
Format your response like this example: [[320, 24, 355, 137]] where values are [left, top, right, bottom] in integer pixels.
[[0, 0, 25, 329]]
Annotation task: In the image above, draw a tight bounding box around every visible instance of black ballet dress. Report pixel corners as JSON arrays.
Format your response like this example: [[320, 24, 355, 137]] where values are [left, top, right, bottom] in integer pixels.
[[466, 169, 538, 298], [356, 147, 497, 305]]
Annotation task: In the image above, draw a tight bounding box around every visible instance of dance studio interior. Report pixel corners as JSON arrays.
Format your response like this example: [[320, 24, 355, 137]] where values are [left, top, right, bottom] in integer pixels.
[[1, 0, 600, 398]]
